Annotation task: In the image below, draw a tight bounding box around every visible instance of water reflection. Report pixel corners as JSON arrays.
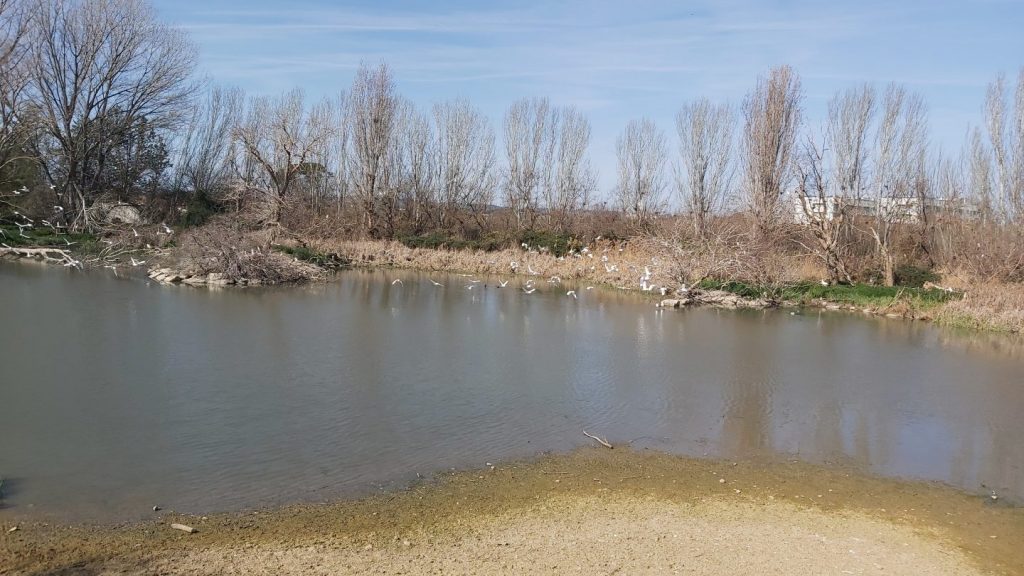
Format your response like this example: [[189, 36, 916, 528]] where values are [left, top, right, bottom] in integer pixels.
[[0, 263, 1022, 522]]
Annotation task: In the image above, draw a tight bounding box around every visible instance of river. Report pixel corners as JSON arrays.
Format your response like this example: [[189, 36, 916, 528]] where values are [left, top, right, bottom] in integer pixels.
[[0, 262, 1021, 522]]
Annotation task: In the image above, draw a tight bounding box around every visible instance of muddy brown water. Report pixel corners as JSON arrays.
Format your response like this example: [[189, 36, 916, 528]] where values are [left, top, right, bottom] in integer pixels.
[[0, 262, 1022, 523]]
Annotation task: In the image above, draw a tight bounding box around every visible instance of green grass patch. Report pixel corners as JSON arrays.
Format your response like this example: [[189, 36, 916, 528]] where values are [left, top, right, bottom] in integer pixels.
[[0, 223, 99, 253], [697, 279, 960, 310]]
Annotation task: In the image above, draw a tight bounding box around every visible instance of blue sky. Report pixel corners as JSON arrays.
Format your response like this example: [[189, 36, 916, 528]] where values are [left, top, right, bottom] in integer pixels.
[[155, 0, 1023, 198]]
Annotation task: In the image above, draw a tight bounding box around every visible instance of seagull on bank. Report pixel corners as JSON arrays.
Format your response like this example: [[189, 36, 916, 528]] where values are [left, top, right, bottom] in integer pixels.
[[391, 278, 404, 286], [566, 290, 577, 299]]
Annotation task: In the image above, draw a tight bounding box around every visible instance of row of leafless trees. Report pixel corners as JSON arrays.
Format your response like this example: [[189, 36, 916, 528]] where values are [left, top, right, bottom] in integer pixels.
[[667, 65, 1023, 284], [1, 1, 1023, 283]]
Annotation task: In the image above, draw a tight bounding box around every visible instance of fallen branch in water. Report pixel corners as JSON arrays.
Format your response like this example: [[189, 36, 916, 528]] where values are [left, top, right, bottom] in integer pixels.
[[1, 245, 81, 267], [583, 430, 613, 449]]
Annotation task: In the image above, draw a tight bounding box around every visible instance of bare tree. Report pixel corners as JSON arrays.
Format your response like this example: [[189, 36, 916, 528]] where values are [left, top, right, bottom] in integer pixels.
[[794, 85, 874, 284], [741, 65, 802, 239], [984, 69, 1024, 222], [503, 97, 557, 231], [29, 0, 197, 229], [234, 89, 336, 228], [396, 103, 434, 231], [0, 0, 33, 186], [543, 106, 594, 233], [968, 126, 994, 223], [345, 62, 400, 237], [615, 118, 667, 230], [675, 98, 734, 240], [173, 85, 244, 204], [870, 84, 928, 286], [433, 99, 496, 232]]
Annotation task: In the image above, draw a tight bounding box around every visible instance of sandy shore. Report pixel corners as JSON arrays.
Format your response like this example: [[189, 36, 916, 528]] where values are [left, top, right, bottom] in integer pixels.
[[3, 449, 1021, 575]]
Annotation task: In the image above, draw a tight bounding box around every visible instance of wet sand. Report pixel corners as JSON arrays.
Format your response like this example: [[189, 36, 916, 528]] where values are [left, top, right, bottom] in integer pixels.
[[3, 449, 1022, 575]]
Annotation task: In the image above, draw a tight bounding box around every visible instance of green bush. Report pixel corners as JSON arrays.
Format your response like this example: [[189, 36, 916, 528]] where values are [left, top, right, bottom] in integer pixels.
[[273, 244, 350, 269], [181, 190, 220, 228], [398, 232, 507, 253], [894, 264, 940, 288], [517, 230, 580, 257]]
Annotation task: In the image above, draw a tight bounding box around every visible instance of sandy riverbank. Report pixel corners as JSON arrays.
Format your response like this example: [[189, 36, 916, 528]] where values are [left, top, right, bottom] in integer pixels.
[[3, 449, 1021, 575]]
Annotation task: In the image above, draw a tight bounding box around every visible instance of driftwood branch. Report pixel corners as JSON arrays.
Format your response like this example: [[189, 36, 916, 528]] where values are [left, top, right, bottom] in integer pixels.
[[583, 429, 613, 449], [1, 245, 81, 267]]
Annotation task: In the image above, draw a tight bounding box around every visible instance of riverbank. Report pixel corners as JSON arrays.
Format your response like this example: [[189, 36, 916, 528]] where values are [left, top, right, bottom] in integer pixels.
[[3, 449, 1021, 575], [4, 225, 1022, 334], [313, 238, 1023, 333]]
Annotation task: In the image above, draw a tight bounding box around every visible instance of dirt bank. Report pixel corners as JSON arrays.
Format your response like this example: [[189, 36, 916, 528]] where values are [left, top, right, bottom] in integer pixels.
[[3, 449, 1021, 575]]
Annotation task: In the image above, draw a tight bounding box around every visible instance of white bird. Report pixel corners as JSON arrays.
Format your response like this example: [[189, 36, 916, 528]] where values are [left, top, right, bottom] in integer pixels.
[[392, 278, 404, 286], [130, 257, 146, 266], [466, 284, 475, 290], [53, 205, 64, 212], [820, 279, 829, 287], [510, 260, 519, 271], [548, 276, 560, 284], [660, 286, 669, 296], [586, 286, 594, 290], [643, 266, 652, 279], [63, 238, 75, 246], [604, 263, 618, 273], [566, 290, 577, 299], [161, 223, 173, 234], [429, 278, 443, 286], [523, 287, 536, 294], [469, 279, 482, 284], [528, 263, 538, 275], [679, 283, 689, 293], [132, 228, 139, 237], [499, 280, 509, 287]]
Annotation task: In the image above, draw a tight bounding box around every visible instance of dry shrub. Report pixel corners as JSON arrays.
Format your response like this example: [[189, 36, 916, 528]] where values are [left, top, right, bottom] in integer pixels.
[[940, 224, 1024, 284], [657, 218, 821, 287], [179, 217, 323, 284], [936, 282, 1024, 333]]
